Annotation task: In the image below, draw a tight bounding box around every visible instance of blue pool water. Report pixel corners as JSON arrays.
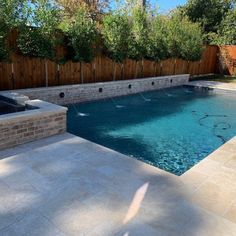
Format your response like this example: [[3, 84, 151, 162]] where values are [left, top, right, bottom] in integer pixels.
[[67, 86, 236, 175]]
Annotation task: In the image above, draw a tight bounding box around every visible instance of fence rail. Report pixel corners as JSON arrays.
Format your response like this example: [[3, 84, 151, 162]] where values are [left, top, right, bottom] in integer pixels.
[[0, 45, 218, 91]]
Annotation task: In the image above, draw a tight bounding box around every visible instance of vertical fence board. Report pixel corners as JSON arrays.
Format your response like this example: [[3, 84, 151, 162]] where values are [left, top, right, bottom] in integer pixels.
[[0, 62, 12, 90]]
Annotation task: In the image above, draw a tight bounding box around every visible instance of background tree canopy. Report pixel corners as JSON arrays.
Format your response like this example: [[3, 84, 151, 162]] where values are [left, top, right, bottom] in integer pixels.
[[177, 0, 236, 44], [6, 0, 236, 64]]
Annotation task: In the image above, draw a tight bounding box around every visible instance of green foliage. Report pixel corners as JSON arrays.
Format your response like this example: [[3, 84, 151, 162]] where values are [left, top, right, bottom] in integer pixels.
[[0, 19, 9, 61], [146, 15, 169, 61], [62, 6, 97, 63], [17, 27, 55, 58], [0, 0, 205, 64], [102, 12, 130, 62], [180, 0, 234, 33], [166, 16, 203, 61], [17, 0, 60, 59], [0, 0, 29, 61], [216, 8, 236, 45], [0, 0, 28, 27], [178, 0, 235, 44], [128, 6, 148, 61]]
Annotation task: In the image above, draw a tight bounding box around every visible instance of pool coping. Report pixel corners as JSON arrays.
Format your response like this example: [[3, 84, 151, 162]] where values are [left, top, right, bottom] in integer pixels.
[[187, 80, 236, 93]]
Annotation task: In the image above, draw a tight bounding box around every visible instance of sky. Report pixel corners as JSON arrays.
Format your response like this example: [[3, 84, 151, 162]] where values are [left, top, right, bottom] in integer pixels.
[[150, 0, 187, 13]]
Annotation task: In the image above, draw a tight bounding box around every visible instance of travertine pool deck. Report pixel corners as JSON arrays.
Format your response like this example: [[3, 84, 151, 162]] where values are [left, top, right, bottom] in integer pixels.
[[1, 80, 236, 236], [0, 132, 236, 236]]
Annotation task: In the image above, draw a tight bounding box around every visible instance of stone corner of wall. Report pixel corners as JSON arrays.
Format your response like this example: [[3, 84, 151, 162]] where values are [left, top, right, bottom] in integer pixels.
[[0, 100, 67, 150]]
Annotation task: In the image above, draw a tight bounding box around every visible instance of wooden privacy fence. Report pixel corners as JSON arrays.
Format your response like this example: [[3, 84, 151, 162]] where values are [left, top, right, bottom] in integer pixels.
[[0, 45, 218, 91]]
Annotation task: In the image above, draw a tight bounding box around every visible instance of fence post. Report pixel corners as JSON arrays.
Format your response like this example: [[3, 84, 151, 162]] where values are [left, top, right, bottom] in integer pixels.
[[11, 62, 15, 89], [141, 59, 144, 78], [80, 61, 84, 84], [113, 62, 116, 81], [187, 61, 190, 75], [173, 59, 176, 75], [160, 62, 163, 76], [198, 60, 201, 75], [57, 64, 60, 85], [121, 63, 124, 80], [134, 61, 138, 79], [154, 62, 157, 77], [45, 60, 48, 87], [93, 62, 96, 82]]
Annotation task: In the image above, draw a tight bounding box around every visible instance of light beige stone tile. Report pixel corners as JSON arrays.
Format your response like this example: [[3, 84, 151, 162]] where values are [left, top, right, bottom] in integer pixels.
[[189, 178, 236, 216], [189, 159, 221, 177], [225, 202, 236, 224], [209, 167, 236, 189], [114, 220, 169, 236], [180, 170, 209, 192], [208, 149, 235, 164], [223, 155, 236, 170], [48, 203, 102, 236], [180, 205, 236, 236], [220, 142, 236, 153], [1, 212, 65, 236]]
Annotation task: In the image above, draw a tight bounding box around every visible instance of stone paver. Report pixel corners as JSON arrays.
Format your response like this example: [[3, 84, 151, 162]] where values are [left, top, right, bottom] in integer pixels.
[[1, 132, 236, 236], [188, 80, 236, 91]]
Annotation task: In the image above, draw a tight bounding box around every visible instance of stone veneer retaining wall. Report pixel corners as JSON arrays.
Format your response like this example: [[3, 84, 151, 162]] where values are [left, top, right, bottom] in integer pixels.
[[15, 75, 189, 105], [0, 100, 67, 150]]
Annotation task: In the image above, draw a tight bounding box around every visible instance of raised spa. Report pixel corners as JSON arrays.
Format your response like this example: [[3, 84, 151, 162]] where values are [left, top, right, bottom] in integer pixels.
[[0, 93, 37, 115]]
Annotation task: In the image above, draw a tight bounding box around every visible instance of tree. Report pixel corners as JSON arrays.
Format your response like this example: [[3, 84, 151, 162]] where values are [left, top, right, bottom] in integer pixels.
[[62, 6, 97, 82], [180, 0, 234, 33], [166, 15, 203, 61], [138, 0, 147, 8], [15, 0, 60, 87], [0, 19, 9, 61], [102, 11, 131, 80], [146, 15, 169, 62], [0, 0, 30, 61], [17, 0, 60, 59], [0, 0, 29, 27], [55, 0, 110, 21], [128, 5, 148, 77], [217, 8, 236, 45]]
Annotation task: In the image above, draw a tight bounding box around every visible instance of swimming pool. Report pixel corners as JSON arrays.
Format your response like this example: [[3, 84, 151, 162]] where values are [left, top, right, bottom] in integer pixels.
[[67, 86, 236, 175]]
